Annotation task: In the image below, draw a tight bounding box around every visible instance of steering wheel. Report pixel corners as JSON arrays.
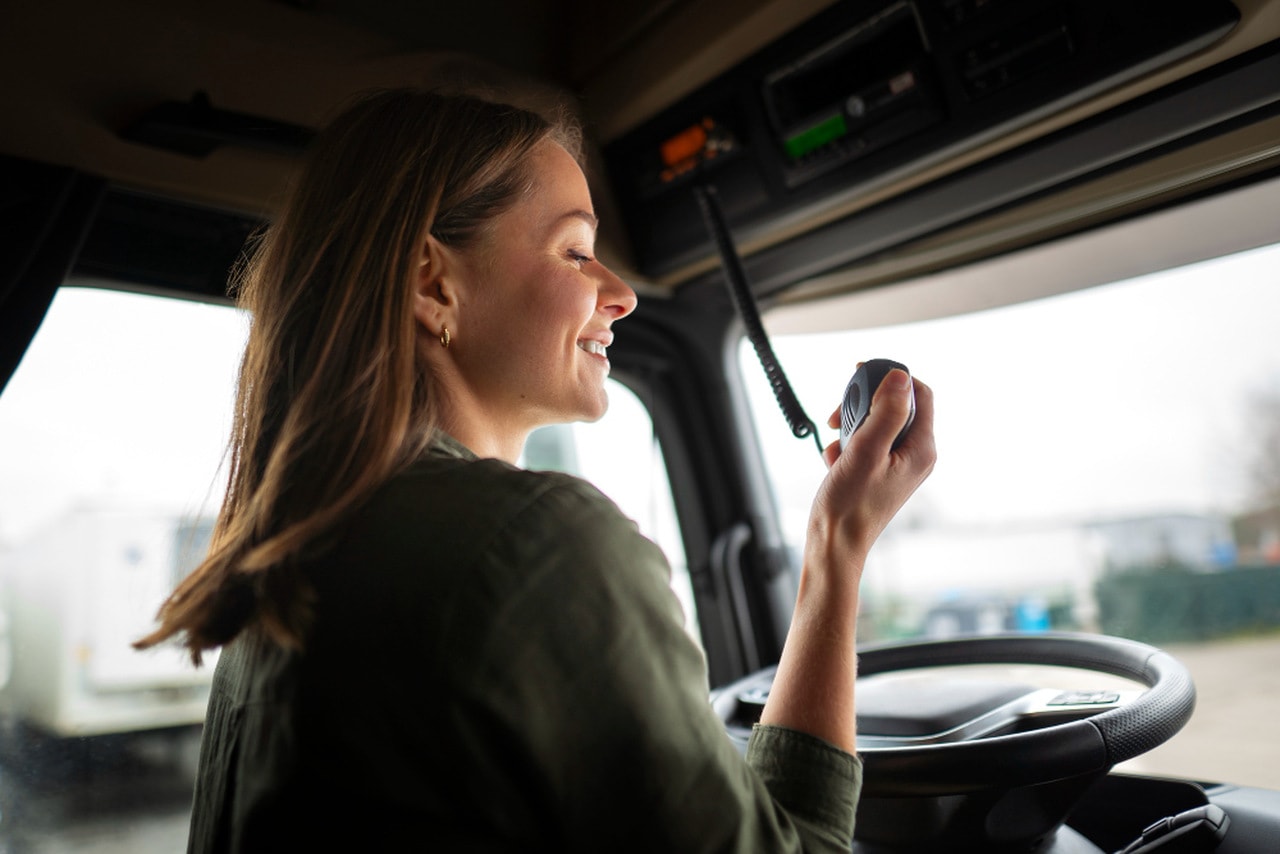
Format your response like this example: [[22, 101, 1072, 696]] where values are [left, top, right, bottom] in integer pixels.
[[712, 632, 1196, 798]]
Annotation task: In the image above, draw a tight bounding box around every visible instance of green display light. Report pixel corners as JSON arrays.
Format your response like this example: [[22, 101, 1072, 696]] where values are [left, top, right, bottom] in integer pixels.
[[783, 113, 849, 160]]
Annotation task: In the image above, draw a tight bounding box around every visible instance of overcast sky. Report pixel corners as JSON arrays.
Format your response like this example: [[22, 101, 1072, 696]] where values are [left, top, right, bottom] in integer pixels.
[[0, 288, 247, 545]]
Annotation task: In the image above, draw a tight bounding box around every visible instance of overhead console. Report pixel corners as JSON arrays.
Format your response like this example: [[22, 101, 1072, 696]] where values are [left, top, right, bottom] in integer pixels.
[[604, 0, 1240, 283]]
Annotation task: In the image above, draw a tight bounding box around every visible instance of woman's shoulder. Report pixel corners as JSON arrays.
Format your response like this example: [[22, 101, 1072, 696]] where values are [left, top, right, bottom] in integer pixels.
[[315, 447, 667, 636], [396, 450, 620, 521], [306, 446, 678, 683], [349, 449, 638, 567]]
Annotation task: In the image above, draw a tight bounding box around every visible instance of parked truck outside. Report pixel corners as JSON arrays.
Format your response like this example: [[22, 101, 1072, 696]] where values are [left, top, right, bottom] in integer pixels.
[[0, 504, 216, 738]]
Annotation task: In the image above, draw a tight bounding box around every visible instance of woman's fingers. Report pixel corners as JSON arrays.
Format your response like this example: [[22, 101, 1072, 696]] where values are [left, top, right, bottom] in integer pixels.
[[822, 437, 842, 469], [896, 376, 935, 466], [854, 369, 913, 452]]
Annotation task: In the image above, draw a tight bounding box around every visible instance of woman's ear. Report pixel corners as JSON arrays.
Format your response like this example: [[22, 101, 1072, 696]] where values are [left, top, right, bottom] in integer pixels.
[[413, 235, 457, 336]]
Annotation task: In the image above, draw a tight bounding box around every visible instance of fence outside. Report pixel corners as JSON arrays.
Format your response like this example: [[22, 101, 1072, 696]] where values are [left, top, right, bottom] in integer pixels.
[[1096, 564, 1280, 643]]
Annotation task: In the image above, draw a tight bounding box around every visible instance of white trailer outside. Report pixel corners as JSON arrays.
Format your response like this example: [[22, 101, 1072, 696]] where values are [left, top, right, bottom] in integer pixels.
[[0, 504, 218, 737]]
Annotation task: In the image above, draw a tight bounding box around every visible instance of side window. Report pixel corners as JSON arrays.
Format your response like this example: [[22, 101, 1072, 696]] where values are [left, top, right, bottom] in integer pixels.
[[0, 284, 247, 850]]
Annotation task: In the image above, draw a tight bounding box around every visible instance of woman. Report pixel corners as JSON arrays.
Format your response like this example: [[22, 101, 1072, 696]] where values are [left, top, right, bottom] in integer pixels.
[[138, 89, 935, 853]]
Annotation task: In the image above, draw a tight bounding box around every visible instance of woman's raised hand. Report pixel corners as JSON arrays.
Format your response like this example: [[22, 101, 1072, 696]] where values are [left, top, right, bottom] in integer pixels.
[[809, 369, 936, 585]]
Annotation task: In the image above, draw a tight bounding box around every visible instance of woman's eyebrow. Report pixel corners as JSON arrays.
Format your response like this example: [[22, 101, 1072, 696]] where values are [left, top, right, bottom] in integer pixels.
[[554, 209, 599, 230]]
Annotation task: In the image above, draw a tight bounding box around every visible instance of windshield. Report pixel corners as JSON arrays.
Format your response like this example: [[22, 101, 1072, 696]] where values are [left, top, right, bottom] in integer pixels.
[[742, 241, 1280, 788]]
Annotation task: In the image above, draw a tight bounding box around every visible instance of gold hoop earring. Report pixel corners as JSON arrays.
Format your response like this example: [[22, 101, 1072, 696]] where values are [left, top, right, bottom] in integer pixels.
[[439, 325, 451, 348]]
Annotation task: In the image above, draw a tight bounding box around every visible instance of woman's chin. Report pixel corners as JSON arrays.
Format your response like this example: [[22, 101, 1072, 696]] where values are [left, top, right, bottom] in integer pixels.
[[577, 392, 610, 424]]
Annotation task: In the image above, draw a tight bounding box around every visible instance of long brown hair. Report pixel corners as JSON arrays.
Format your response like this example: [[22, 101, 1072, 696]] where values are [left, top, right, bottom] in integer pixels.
[[137, 89, 582, 663]]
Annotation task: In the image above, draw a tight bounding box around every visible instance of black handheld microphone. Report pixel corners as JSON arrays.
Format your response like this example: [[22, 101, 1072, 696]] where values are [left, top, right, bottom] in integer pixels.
[[839, 359, 915, 451]]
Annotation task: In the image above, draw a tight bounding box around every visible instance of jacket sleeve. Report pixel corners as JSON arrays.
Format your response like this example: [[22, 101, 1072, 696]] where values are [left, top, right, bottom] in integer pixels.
[[449, 477, 862, 853]]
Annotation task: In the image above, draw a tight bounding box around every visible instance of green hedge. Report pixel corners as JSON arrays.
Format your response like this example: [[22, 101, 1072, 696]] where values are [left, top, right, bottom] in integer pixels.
[[1095, 564, 1280, 643]]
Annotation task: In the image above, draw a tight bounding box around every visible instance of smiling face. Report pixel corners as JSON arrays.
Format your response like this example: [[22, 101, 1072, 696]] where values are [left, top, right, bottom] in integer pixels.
[[423, 138, 638, 460]]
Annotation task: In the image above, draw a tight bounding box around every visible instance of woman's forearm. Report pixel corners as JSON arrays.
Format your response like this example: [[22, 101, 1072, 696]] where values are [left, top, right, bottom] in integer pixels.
[[758, 557, 862, 752], [760, 372, 934, 755]]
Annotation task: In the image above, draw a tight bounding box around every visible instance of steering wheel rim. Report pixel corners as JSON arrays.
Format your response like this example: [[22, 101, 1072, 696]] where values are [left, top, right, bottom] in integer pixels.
[[716, 632, 1196, 797]]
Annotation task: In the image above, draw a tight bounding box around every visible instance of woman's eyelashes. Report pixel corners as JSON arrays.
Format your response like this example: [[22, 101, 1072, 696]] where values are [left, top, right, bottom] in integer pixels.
[[567, 249, 594, 267]]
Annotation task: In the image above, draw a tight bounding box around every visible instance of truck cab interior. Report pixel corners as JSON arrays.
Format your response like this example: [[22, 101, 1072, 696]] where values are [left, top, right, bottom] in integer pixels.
[[2, 0, 1280, 851]]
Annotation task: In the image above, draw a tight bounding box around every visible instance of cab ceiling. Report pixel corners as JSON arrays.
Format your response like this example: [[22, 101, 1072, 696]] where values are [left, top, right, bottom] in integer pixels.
[[0, 0, 829, 204], [0, 0, 837, 282], [1, 0, 1278, 296]]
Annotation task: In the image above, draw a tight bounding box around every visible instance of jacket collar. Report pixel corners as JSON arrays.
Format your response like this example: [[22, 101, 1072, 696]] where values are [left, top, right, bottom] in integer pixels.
[[426, 429, 479, 462]]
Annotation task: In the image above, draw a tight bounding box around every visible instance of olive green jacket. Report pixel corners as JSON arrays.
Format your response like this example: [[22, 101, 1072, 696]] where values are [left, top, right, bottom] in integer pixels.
[[189, 433, 861, 852]]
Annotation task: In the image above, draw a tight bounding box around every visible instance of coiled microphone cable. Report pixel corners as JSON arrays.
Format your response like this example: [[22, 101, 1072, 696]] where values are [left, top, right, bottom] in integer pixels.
[[693, 183, 824, 457]]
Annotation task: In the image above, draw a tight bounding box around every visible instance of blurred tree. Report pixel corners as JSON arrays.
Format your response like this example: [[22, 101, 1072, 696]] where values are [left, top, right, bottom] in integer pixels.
[[1235, 382, 1280, 563], [1249, 384, 1280, 507]]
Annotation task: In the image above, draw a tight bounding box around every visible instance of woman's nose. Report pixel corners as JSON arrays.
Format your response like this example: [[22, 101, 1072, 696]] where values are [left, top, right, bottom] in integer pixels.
[[597, 264, 638, 319]]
